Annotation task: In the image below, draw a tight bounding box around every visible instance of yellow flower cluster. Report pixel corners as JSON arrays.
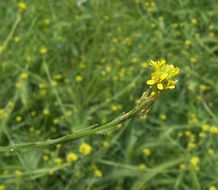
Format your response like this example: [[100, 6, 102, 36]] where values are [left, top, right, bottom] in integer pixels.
[[189, 156, 200, 171], [79, 143, 92, 156], [17, 2, 27, 11], [66, 152, 78, 164], [143, 148, 151, 157], [94, 169, 103, 177], [209, 186, 217, 190], [146, 60, 180, 91], [0, 185, 5, 190]]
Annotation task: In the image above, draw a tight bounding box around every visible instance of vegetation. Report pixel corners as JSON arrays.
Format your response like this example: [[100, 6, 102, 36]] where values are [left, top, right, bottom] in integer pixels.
[[0, 0, 218, 190]]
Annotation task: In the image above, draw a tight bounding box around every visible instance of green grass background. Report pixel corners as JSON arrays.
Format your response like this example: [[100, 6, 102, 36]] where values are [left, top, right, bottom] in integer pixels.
[[0, 0, 218, 189]]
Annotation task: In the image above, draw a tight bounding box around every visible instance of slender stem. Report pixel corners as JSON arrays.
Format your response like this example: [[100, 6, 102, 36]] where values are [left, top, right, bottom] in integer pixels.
[[0, 96, 156, 152]]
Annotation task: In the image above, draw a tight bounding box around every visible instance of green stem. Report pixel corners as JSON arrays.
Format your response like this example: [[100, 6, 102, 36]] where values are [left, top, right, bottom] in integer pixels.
[[0, 96, 156, 152]]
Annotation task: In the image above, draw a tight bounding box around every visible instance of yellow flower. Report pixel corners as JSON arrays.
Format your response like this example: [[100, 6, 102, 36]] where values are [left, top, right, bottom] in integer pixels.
[[51, 80, 58, 87], [185, 40, 192, 47], [15, 170, 23, 177], [208, 149, 215, 155], [187, 142, 196, 150], [54, 158, 62, 166], [0, 185, 5, 190], [14, 36, 21, 43], [179, 163, 186, 172], [146, 60, 180, 91], [103, 141, 110, 149], [199, 132, 206, 139], [40, 47, 47, 55], [79, 143, 92, 156], [44, 18, 51, 25], [43, 109, 50, 116], [94, 169, 103, 177], [159, 113, 167, 121], [16, 115, 22, 122], [18, 2, 27, 11], [209, 185, 217, 190], [138, 163, 146, 170], [15, 82, 23, 89], [75, 75, 83, 82], [189, 156, 200, 170], [19, 72, 29, 79], [191, 18, 197, 25], [66, 152, 78, 164], [202, 124, 210, 132], [210, 126, 218, 134], [38, 83, 47, 89], [143, 148, 151, 157]]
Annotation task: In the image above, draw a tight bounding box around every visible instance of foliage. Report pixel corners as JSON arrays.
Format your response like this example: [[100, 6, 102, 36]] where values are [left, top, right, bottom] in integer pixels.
[[0, 0, 218, 189]]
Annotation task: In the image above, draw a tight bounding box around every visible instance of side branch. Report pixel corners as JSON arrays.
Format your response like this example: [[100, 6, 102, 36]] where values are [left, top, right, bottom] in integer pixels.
[[0, 95, 156, 152]]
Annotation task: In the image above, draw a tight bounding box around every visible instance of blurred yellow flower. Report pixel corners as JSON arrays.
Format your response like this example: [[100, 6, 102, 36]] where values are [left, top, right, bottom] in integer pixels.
[[210, 126, 218, 134], [189, 156, 200, 170], [66, 152, 78, 164], [209, 186, 217, 190], [0, 185, 5, 190], [103, 141, 110, 149], [54, 158, 62, 166], [79, 143, 92, 156], [40, 47, 48, 55], [43, 109, 50, 116], [15, 115, 22, 122], [75, 75, 83, 82], [19, 72, 29, 79], [18, 2, 27, 11], [94, 169, 103, 177], [143, 148, 151, 157], [138, 163, 146, 170], [15, 170, 23, 177]]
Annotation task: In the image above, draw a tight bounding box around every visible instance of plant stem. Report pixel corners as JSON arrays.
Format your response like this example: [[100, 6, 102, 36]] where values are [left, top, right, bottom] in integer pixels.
[[0, 95, 156, 152]]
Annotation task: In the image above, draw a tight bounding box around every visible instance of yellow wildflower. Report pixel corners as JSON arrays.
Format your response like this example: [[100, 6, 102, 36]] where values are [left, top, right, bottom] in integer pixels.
[[94, 169, 103, 177], [40, 47, 47, 55], [209, 186, 217, 190], [79, 143, 92, 156], [191, 18, 197, 25], [54, 158, 62, 166], [179, 163, 186, 172], [66, 152, 78, 164], [18, 2, 27, 11], [187, 142, 196, 150], [159, 113, 167, 121], [146, 60, 180, 91], [19, 72, 29, 79], [103, 141, 110, 149], [15, 82, 23, 89], [16, 115, 22, 122], [202, 124, 210, 132], [0, 184, 5, 190], [138, 163, 146, 170], [14, 36, 21, 43], [208, 149, 215, 155], [15, 170, 23, 177], [43, 109, 50, 116], [189, 156, 200, 170], [199, 132, 206, 139], [185, 40, 192, 47], [210, 126, 218, 134], [75, 75, 83, 82], [143, 148, 151, 157]]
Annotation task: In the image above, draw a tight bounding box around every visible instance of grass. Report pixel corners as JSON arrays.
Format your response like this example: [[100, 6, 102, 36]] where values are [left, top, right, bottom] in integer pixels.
[[0, 0, 218, 189]]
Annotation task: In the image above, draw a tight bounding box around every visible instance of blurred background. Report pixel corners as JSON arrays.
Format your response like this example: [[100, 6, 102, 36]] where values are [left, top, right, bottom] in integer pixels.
[[0, 0, 218, 189]]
